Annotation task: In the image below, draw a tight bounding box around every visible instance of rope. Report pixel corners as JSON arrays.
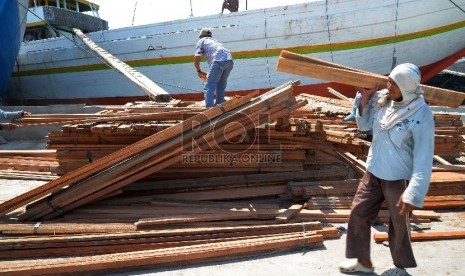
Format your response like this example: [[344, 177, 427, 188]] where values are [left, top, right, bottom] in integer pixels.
[[325, 0, 334, 63], [131, 1, 138, 27], [391, 0, 400, 70], [263, 9, 272, 88], [434, 73, 458, 90], [449, 0, 465, 13]]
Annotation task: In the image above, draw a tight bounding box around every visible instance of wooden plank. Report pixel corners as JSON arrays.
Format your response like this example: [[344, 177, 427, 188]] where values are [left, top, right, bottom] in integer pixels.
[[294, 209, 439, 219], [0, 223, 136, 235], [134, 213, 261, 227], [374, 230, 465, 242], [434, 155, 453, 165], [276, 50, 465, 108], [275, 204, 304, 223], [73, 28, 171, 102], [150, 185, 288, 201], [327, 87, 352, 102]]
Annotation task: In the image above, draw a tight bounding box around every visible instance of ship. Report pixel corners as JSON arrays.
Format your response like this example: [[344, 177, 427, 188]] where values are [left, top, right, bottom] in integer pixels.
[[0, 0, 29, 101], [7, 0, 465, 105]]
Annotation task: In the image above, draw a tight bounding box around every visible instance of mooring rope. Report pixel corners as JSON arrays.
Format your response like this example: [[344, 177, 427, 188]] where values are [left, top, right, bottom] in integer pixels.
[[449, 0, 465, 14]]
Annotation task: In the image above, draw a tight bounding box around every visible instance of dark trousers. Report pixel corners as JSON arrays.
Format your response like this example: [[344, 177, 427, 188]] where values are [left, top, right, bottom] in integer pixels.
[[346, 171, 417, 268]]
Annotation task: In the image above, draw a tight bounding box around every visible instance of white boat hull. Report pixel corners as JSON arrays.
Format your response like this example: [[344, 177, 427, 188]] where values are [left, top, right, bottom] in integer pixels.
[[8, 0, 465, 104]]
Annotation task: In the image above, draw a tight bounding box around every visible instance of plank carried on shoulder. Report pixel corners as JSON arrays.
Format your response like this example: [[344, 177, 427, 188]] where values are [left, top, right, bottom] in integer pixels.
[[276, 50, 465, 108]]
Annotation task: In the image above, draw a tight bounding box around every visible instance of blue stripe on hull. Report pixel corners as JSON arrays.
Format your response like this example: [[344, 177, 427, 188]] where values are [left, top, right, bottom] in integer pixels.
[[0, 0, 21, 99]]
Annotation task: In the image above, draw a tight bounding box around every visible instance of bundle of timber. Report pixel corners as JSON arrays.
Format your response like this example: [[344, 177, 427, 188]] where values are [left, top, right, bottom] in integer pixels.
[[0, 150, 58, 181], [289, 170, 465, 199], [433, 113, 465, 161], [0, 221, 339, 275], [305, 195, 465, 211], [1, 69, 464, 274], [46, 93, 354, 178], [291, 98, 465, 163], [0, 83, 347, 275]]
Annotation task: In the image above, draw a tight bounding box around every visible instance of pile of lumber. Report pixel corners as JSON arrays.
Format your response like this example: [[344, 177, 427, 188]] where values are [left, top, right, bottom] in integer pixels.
[[0, 221, 339, 275], [0, 83, 352, 274], [433, 113, 465, 161], [305, 195, 465, 211], [0, 150, 58, 181], [46, 96, 352, 178], [1, 59, 465, 274], [44, 93, 465, 177]]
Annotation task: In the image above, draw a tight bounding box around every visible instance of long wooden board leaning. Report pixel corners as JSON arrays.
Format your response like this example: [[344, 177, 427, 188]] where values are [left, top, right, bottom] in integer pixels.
[[276, 50, 465, 108], [73, 28, 171, 102]]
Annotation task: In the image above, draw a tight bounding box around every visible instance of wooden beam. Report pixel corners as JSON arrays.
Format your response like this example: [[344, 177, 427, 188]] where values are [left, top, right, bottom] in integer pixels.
[[374, 230, 465, 242], [73, 28, 171, 102], [275, 204, 305, 223], [434, 155, 453, 165], [276, 50, 465, 108]]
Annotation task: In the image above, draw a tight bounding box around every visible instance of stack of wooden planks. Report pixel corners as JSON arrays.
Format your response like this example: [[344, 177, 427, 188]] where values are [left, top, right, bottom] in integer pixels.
[[433, 113, 465, 161], [0, 150, 58, 181], [0, 83, 352, 274], [1, 76, 465, 274], [0, 221, 339, 275]]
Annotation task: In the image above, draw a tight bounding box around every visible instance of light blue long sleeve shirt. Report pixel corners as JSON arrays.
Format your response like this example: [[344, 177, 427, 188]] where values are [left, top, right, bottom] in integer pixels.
[[0, 109, 23, 123], [356, 94, 435, 207]]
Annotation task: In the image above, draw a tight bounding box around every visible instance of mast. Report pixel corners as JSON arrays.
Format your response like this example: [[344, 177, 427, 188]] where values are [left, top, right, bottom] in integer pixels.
[[189, 0, 193, 17]]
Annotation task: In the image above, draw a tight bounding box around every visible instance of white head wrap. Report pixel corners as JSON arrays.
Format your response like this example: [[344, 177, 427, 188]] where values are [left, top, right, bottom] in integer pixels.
[[378, 63, 426, 129], [389, 63, 424, 103]]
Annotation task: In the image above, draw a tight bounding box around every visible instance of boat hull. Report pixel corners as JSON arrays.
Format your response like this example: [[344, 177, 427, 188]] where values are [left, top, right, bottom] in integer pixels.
[[0, 0, 28, 99], [8, 0, 465, 105]]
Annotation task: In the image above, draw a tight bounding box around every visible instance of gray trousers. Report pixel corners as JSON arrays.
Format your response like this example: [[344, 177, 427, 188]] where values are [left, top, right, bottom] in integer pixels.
[[346, 171, 417, 268]]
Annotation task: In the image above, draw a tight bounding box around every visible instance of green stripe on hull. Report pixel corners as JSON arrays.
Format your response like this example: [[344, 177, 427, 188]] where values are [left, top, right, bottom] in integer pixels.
[[13, 20, 465, 77]]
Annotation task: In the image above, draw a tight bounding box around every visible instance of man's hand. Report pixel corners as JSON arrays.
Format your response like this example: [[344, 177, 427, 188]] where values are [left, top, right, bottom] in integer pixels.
[[197, 71, 207, 82], [397, 195, 414, 216], [357, 85, 380, 113], [358, 86, 379, 101]]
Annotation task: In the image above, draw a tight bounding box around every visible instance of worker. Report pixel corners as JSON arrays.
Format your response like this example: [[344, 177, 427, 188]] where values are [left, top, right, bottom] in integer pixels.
[[194, 28, 234, 108], [339, 63, 434, 276], [221, 0, 239, 13], [0, 109, 30, 123]]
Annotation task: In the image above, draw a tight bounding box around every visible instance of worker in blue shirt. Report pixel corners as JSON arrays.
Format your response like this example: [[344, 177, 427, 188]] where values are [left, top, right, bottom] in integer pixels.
[[0, 109, 30, 123], [194, 28, 234, 108], [0, 109, 30, 131], [339, 63, 434, 276]]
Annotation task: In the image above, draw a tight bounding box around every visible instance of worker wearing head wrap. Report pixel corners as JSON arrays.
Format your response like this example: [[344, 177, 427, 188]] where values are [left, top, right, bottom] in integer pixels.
[[339, 64, 435, 276]]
